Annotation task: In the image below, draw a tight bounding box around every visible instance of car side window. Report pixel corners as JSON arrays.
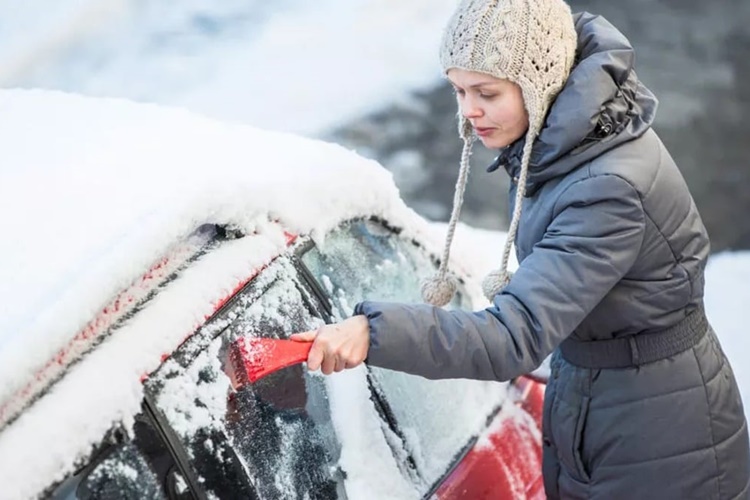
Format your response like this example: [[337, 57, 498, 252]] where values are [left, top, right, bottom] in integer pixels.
[[301, 219, 469, 312], [49, 416, 190, 500], [75, 442, 163, 500], [145, 259, 346, 500], [300, 219, 507, 494]]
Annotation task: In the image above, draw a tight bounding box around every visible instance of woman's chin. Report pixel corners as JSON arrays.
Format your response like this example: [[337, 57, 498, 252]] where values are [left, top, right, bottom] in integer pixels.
[[478, 135, 506, 149], [477, 131, 525, 150]]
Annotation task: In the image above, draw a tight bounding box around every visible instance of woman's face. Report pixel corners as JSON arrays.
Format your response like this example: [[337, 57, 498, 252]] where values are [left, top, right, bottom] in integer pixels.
[[447, 68, 529, 149]]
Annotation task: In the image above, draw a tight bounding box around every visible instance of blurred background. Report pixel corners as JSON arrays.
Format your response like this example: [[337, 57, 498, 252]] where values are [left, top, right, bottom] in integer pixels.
[[1, 0, 748, 251]]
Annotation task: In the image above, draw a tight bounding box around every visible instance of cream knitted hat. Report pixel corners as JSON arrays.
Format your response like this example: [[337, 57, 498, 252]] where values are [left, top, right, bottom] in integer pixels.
[[421, 0, 577, 306]]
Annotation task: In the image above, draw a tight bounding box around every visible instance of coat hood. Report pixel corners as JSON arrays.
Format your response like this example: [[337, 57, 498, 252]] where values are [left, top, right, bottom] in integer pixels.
[[488, 12, 659, 195]]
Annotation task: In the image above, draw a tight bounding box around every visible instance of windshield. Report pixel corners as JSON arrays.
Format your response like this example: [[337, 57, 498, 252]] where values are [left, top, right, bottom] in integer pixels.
[[300, 219, 507, 493]]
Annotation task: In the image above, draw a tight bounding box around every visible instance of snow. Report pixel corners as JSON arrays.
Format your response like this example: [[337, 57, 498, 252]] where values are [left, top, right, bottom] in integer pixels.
[[157, 340, 227, 440], [2, 0, 459, 135], [0, 88, 444, 408], [323, 367, 421, 499], [0, 3, 746, 498], [704, 251, 750, 407], [0, 89, 459, 499]]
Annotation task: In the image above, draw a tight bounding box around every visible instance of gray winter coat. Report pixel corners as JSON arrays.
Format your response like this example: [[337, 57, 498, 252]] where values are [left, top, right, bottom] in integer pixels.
[[355, 12, 749, 499]]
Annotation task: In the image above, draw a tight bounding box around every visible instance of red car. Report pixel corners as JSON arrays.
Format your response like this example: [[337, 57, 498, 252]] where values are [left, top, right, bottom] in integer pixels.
[[0, 90, 544, 500]]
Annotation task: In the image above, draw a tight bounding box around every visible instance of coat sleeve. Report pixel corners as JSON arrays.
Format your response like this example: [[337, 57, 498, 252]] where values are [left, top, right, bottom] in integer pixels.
[[355, 174, 646, 381]]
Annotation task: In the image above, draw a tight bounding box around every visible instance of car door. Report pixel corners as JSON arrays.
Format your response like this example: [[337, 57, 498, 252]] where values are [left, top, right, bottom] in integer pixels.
[[298, 218, 512, 497]]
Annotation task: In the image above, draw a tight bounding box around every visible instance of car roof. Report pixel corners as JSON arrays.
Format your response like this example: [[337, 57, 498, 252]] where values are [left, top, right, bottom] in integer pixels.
[[0, 89, 458, 499], [0, 88, 433, 399]]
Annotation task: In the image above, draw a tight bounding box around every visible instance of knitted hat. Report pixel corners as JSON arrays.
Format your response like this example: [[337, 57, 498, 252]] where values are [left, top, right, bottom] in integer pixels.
[[421, 0, 577, 306]]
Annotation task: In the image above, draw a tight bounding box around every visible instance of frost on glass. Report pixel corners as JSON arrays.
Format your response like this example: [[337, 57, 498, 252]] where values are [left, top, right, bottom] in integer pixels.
[[148, 263, 345, 499], [301, 219, 507, 493], [77, 442, 163, 500], [49, 416, 190, 500], [302, 219, 464, 316]]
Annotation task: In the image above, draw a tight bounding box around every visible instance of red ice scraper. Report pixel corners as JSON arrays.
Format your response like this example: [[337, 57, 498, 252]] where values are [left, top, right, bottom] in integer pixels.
[[228, 337, 313, 388]]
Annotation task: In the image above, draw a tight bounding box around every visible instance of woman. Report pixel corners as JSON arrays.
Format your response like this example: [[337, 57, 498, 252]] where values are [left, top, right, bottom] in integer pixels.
[[292, 0, 750, 497]]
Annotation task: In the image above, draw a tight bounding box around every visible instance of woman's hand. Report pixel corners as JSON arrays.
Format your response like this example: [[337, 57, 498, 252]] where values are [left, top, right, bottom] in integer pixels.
[[290, 315, 370, 375]]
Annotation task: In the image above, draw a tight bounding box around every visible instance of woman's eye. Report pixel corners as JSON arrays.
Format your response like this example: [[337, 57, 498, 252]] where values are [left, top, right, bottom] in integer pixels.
[[479, 93, 496, 99], [453, 88, 465, 96]]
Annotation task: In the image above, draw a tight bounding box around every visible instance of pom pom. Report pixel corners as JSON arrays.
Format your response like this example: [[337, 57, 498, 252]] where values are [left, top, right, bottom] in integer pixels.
[[482, 269, 512, 302], [421, 274, 458, 307]]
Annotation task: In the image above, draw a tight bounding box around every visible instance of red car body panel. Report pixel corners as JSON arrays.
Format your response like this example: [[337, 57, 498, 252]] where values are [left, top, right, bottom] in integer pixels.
[[435, 376, 546, 500]]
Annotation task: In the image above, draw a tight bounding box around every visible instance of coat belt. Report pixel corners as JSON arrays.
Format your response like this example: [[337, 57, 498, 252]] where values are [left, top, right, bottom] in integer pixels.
[[559, 304, 708, 369]]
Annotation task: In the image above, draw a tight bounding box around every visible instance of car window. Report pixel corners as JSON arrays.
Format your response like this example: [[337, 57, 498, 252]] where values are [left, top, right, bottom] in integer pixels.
[[300, 219, 507, 493], [145, 259, 346, 500], [301, 219, 470, 312], [49, 416, 190, 500], [75, 443, 163, 500]]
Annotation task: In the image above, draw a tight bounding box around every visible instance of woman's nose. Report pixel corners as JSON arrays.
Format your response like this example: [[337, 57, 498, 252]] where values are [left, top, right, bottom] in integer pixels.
[[461, 97, 483, 119]]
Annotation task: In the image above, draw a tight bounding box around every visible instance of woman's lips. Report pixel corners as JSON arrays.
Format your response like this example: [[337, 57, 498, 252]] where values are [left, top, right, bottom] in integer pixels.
[[475, 127, 495, 137]]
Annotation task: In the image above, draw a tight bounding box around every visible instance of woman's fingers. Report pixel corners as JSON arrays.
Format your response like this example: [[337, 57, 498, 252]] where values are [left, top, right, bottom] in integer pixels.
[[306, 327, 328, 371], [289, 330, 316, 342], [334, 354, 347, 373], [321, 350, 337, 375], [298, 315, 370, 374]]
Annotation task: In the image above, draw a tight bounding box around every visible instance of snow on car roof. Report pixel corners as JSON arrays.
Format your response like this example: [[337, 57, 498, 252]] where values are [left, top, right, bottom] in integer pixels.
[[0, 88, 436, 396], [0, 89, 470, 498]]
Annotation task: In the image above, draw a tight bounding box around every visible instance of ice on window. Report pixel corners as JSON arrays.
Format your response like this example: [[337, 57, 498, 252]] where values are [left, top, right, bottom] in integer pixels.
[[147, 263, 345, 499], [301, 220, 509, 494]]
